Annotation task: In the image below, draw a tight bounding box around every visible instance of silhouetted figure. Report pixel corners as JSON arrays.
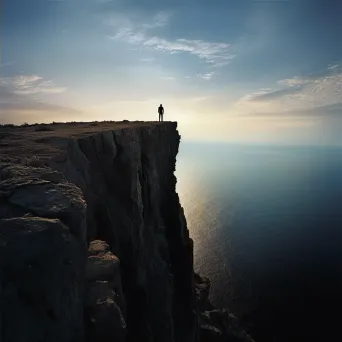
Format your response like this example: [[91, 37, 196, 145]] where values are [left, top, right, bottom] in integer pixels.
[[158, 104, 164, 122]]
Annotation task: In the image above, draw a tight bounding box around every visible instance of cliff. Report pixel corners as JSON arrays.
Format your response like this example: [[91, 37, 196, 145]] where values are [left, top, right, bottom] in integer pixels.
[[0, 121, 254, 342]]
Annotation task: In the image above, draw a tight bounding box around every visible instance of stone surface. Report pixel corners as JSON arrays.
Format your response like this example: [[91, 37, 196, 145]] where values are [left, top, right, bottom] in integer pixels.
[[0, 217, 85, 342], [85, 240, 126, 342], [0, 162, 87, 342], [196, 273, 255, 342], [88, 240, 111, 256], [195, 273, 213, 312], [85, 296, 126, 342], [0, 163, 87, 241], [87, 254, 121, 282], [86, 240, 125, 313]]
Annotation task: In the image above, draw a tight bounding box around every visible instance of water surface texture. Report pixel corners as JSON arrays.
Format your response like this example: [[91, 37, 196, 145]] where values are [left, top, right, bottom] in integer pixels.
[[176, 142, 342, 342]]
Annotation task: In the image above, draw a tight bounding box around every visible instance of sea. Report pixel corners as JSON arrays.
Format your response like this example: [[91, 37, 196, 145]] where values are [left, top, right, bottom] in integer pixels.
[[175, 142, 342, 342]]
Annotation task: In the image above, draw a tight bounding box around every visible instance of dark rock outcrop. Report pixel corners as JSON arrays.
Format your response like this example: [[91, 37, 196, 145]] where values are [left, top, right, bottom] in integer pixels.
[[0, 214, 86, 341], [0, 163, 86, 342], [0, 163, 86, 242], [0, 122, 254, 342], [85, 240, 126, 342], [195, 274, 255, 342]]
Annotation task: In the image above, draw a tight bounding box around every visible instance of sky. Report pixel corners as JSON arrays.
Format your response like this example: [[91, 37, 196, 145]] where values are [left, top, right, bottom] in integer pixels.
[[1, 0, 342, 145]]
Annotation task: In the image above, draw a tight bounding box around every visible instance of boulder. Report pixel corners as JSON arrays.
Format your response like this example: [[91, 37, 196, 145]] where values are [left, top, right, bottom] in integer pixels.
[[0, 164, 87, 242]]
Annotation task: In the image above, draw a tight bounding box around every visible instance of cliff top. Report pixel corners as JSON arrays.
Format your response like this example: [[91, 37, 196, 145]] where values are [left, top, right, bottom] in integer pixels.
[[0, 121, 173, 159]]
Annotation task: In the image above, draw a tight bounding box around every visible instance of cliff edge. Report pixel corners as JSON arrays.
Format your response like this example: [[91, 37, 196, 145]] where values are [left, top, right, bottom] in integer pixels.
[[0, 121, 254, 342]]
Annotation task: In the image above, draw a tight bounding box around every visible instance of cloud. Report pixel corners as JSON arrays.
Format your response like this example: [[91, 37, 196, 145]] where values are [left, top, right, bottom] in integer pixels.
[[0, 75, 80, 123], [328, 64, 340, 70], [236, 63, 342, 118], [245, 86, 304, 102], [108, 12, 234, 67], [1, 75, 67, 95], [277, 77, 309, 87], [111, 32, 235, 67], [198, 72, 215, 80]]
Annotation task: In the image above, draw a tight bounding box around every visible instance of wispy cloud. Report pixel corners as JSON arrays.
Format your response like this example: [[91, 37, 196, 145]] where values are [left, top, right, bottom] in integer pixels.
[[277, 77, 309, 87], [1, 75, 67, 95], [107, 12, 235, 67], [243, 86, 304, 102], [236, 63, 342, 117], [197, 72, 215, 80], [328, 63, 340, 70], [111, 32, 235, 67], [0, 74, 78, 123]]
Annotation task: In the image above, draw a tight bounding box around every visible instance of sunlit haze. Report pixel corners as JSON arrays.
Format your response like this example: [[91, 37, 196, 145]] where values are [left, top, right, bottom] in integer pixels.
[[1, 0, 341, 145]]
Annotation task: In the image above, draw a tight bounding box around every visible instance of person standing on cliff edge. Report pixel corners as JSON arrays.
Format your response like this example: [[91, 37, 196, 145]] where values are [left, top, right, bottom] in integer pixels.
[[158, 104, 164, 122]]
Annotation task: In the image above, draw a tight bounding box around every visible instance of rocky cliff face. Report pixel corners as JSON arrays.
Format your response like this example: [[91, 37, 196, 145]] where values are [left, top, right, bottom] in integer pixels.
[[0, 164, 87, 342], [0, 122, 253, 342], [49, 123, 196, 342]]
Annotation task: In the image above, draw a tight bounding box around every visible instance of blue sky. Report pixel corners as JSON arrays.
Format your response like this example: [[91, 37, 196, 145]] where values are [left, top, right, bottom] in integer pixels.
[[1, 0, 341, 145]]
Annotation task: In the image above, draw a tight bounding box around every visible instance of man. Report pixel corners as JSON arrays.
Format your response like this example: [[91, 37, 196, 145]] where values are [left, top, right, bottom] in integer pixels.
[[158, 104, 164, 122]]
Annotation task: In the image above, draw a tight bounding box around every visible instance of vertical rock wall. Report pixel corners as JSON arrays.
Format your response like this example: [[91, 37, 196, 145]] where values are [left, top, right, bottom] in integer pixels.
[[50, 123, 196, 341]]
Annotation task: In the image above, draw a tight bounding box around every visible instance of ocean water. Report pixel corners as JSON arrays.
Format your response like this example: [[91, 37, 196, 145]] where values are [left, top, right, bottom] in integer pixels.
[[176, 142, 342, 342]]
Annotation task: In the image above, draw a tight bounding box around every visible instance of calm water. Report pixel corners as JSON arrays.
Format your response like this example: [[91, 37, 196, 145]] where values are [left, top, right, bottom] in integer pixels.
[[176, 142, 342, 342]]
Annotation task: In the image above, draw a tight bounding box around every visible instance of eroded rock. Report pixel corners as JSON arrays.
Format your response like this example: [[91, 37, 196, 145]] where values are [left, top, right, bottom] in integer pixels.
[[85, 240, 126, 342], [196, 273, 255, 342], [85, 297, 126, 342], [0, 162, 87, 342], [0, 217, 86, 342], [0, 164, 86, 241]]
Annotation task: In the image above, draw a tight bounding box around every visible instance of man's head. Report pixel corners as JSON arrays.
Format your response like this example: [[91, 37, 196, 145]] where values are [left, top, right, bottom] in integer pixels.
[[160, 104, 162, 107]]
